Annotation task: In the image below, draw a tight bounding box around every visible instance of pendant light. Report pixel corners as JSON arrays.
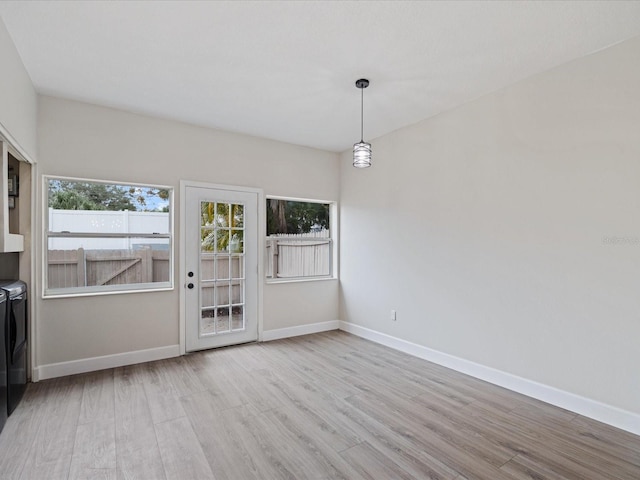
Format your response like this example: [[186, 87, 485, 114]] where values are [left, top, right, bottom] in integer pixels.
[[353, 78, 372, 168]]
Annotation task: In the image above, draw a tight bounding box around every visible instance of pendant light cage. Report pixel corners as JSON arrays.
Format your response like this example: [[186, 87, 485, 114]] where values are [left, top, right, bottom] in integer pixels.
[[353, 78, 371, 168], [353, 141, 372, 168]]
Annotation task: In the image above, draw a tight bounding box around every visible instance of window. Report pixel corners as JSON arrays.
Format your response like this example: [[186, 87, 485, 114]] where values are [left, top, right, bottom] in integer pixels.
[[266, 197, 335, 280], [44, 176, 173, 297]]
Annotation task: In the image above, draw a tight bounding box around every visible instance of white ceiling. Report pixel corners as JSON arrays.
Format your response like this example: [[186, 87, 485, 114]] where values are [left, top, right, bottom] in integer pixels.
[[1, 1, 640, 153]]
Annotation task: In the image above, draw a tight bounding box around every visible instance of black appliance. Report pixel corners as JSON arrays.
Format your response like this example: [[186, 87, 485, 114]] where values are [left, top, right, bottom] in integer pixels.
[[0, 280, 27, 416], [0, 289, 6, 432]]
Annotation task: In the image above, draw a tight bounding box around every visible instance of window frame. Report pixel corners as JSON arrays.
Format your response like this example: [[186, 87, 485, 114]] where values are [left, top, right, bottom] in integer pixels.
[[43, 175, 174, 298], [265, 195, 338, 283]]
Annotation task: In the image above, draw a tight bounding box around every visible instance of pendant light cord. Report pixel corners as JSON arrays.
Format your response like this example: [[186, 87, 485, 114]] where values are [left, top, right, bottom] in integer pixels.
[[360, 86, 364, 142]]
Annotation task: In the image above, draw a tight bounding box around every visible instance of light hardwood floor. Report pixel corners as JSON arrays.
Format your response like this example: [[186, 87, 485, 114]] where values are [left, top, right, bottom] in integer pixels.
[[0, 331, 638, 479]]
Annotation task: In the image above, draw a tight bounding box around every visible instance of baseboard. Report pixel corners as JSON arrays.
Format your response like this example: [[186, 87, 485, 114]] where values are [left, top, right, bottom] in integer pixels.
[[34, 344, 181, 381], [262, 320, 340, 342], [339, 321, 640, 436]]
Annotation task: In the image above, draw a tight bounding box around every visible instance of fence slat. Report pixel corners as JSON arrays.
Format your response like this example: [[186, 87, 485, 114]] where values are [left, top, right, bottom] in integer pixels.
[[77, 247, 86, 287]]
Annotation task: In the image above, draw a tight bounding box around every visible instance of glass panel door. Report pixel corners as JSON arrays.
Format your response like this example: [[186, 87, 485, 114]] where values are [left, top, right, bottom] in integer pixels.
[[185, 186, 258, 351]]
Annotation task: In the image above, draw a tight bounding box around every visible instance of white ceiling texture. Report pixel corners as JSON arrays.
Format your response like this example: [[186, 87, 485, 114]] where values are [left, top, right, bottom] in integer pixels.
[[1, 1, 640, 153]]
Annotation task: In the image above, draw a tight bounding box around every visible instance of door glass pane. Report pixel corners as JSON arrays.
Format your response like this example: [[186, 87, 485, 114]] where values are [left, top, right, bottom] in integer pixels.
[[233, 204, 244, 228], [231, 229, 243, 253], [216, 256, 230, 280], [201, 308, 215, 335], [215, 203, 228, 228], [201, 203, 214, 226], [231, 281, 242, 304], [199, 200, 246, 337], [215, 284, 229, 305], [216, 306, 231, 333], [231, 256, 243, 279], [201, 283, 215, 307], [201, 228, 214, 252], [231, 305, 244, 331], [200, 254, 215, 280]]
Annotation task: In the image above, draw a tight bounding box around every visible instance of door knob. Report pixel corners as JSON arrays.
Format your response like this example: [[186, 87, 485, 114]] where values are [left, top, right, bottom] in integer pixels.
[[187, 283, 194, 289], [188, 272, 194, 277]]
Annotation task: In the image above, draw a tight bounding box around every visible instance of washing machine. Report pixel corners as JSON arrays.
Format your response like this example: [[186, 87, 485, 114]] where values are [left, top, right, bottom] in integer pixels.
[[0, 280, 27, 416], [0, 289, 7, 431]]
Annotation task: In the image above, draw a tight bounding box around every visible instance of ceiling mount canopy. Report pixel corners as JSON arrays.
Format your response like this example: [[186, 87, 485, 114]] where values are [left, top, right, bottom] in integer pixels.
[[353, 78, 372, 168]]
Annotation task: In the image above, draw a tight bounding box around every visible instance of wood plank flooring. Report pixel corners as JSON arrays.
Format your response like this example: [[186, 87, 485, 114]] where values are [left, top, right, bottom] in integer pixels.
[[0, 330, 638, 479]]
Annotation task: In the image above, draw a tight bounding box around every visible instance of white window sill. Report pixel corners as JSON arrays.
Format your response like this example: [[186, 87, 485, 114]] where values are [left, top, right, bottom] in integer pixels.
[[43, 284, 174, 299], [265, 276, 338, 285]]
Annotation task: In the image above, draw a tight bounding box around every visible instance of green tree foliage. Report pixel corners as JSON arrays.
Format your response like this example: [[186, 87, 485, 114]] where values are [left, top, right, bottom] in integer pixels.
[[266, 199, 329, 235], [48, 180, 170, 212], [200, 202, 244, 252], [48, 189, 104, 211]]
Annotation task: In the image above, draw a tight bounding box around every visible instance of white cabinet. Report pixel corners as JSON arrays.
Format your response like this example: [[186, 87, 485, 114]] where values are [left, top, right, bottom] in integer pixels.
[[1, 139, 27, 252]]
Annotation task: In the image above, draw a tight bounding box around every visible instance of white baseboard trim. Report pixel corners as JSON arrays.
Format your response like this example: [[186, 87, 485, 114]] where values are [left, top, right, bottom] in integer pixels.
[[262, 320, 340, 342], [34, 344, 181, 381], [339, 321, 640, 436]]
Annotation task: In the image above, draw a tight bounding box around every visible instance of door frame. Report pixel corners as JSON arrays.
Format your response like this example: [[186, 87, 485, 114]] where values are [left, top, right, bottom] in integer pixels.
[[179, 180, 265, 355]]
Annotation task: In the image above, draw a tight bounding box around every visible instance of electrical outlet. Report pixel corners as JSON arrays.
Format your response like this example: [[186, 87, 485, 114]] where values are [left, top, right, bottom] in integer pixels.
[[391, 310, 397, 321]]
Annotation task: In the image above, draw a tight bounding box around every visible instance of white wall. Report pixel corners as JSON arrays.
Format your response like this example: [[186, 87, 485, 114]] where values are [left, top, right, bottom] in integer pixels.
[[0, 20, 36, 371], [340, 36, 640, 415], [37, 96, 339, 366], [0, 18, 36, 160]]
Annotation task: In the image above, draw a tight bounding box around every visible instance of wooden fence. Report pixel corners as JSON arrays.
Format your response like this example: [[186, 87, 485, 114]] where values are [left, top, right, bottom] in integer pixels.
[[49, 234, 330, 287], [265, 230, 331, 278], [48, 248, 170, 288], [200, 253, 243, 307]]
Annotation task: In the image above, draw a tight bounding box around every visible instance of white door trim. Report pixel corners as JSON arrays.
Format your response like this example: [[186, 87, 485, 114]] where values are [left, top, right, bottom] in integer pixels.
[[179, 180, 265, 355]]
